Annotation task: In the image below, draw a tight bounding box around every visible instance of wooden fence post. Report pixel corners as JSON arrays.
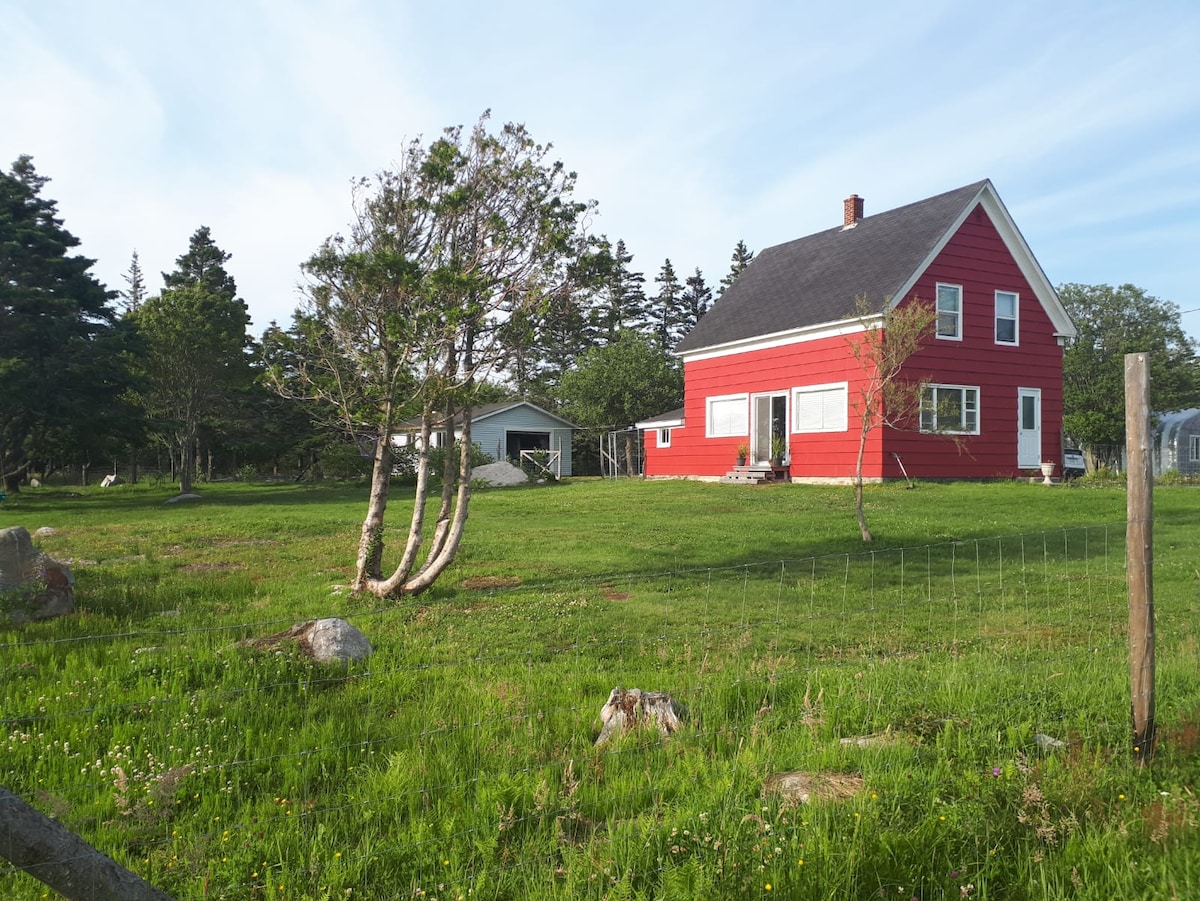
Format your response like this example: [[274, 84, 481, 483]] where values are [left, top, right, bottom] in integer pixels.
[[0, 786, 174, 900], [1125, 352, 1155, 766]]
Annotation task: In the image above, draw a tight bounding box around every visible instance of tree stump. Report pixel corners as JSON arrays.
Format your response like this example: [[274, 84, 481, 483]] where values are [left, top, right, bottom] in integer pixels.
[[595, 687, 682, 746]]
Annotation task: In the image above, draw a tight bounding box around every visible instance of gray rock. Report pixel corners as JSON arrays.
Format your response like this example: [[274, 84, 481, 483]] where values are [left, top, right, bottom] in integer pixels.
[[164, 493, 202, 504], [33, 527, 59, 538], [0, 526, 75, 624], [242, 617, 372, 666]]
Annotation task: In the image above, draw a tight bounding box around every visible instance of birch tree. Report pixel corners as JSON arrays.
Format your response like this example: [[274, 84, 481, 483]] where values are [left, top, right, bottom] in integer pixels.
[[280, 115, 591, 597], [847, 296, 936, 541]]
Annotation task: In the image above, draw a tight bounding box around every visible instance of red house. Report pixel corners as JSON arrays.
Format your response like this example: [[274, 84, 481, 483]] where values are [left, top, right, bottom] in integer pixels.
[[637, 180, 1077, 482]]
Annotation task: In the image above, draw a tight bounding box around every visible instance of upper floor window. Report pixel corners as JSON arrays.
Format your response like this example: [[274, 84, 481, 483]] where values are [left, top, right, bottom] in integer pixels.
[[936, 284, 962, 340], [706, 394, 748, 438], [995, 291, 1018, 345], [920, 384, 979, 434]]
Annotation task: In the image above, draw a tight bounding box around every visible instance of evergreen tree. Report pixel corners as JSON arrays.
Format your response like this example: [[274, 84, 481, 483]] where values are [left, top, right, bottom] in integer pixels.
[[718, 239, 755, 296], [132, 228, 253, 493], [119, 250, 147, 313], [0, 156, 128, 490], [647, 258, 684, 349], [163, 225, 239, 301], [679, 267, 712, 341], [586, 237, 646, 344]]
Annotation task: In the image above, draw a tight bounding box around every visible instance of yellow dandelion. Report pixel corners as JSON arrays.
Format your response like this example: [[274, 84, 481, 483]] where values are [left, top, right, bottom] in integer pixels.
[[335, 852, 342, 859], [798, 859, 804, 866], [765, 884, 772, 892], [1118, 794, 1126, 800]]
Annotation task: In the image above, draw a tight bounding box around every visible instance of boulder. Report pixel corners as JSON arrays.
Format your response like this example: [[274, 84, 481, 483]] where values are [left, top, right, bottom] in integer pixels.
[[100, 474, 124, 488], [595, 687, 682, 746], [241, 617, 372, 665], [0, 527, 75, 624], [762, 771, 866, 806]]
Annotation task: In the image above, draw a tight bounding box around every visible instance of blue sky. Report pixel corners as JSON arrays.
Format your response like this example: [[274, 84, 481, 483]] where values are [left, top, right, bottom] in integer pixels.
[[4, 0, 1199, 341]]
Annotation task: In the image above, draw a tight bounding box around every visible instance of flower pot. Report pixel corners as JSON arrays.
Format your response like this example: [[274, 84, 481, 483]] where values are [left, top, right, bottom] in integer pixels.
[[1040, 462, 1055, 485]]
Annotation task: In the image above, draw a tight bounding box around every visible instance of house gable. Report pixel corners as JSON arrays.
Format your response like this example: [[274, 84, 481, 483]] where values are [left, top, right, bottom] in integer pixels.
[[675, 180, 1075, 363]]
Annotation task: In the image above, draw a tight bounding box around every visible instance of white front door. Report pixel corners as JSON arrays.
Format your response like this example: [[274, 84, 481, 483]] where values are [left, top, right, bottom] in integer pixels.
[[751, 393, 787, 465], [1017, 388, 1042, 469]]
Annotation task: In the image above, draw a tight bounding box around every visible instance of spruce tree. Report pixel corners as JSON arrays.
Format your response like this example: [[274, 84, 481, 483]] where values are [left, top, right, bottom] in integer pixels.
[[0, 156, 125, 490], [648, 258, 683, 349], [718, 239, 755, 296]]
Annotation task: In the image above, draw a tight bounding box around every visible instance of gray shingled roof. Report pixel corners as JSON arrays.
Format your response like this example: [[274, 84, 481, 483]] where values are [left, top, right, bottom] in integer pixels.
[[675, 180, 991, 354]]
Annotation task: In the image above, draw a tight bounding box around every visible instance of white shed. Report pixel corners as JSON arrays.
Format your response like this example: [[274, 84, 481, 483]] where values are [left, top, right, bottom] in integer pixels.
[[392, 400, 577, 477]]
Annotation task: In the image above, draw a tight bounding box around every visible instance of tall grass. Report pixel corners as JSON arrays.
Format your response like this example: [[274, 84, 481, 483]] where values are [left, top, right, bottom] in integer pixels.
[[2, 479, 1199, 899]]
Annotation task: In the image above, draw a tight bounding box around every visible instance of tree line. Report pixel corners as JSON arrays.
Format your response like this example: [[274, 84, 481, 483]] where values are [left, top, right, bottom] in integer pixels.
[[0, 144, 755, 495]]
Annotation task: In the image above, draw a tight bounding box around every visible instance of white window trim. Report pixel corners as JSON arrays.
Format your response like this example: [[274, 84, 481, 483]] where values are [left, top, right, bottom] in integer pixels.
[[995, 290, 1019, 346], [936, 283, 963, 341], [1190, 434, 1200, 463], [657, 428, 672, 449], [706, 393, 749, 438], [921, 383, 980, 435], [792, 381, 849, 433]]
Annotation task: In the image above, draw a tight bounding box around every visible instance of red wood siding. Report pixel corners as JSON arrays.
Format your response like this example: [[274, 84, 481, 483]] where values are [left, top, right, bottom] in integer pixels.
[[646, 204, 1064, 481], [886, 206, 1064, 479]]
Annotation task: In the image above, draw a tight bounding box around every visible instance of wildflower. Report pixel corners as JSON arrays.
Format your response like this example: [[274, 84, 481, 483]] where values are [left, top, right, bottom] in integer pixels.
[[1118, 794, 1125, 800], [798, 859, 804, 866], [992, 767, 1002, 777], [335, 852, 342, 859], [765, 884, 772, 891]]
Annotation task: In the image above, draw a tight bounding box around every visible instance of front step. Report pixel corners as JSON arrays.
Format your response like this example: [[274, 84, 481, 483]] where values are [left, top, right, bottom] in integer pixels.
[[720, 465, 790, 485]]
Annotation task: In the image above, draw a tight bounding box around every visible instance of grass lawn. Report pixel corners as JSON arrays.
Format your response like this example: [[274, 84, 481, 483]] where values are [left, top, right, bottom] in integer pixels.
[[2, 477, 1199, 900]]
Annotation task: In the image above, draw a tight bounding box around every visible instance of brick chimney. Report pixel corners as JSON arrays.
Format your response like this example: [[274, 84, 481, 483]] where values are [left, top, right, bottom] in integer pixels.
[[843, 194, 864, 228]]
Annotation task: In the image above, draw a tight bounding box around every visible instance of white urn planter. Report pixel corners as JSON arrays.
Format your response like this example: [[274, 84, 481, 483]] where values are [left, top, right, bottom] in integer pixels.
[[1040, 461, 1056, 485]]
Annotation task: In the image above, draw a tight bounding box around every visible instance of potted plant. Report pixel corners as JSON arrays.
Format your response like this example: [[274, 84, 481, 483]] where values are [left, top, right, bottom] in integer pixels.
[[736, 442, 749, 466], [770, 435, 787, 467]]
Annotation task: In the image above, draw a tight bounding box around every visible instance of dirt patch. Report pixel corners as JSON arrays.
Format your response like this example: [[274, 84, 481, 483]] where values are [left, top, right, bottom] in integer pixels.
[[600, 587, 631, 601], [460, 575, 522, 590]]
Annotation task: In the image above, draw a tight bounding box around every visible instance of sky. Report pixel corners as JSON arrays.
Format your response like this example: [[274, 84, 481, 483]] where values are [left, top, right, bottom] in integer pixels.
[[4, 0, 1200, 341]]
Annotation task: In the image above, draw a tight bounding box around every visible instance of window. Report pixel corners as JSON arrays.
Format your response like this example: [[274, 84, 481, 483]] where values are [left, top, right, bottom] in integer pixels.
[[1191, 434, 1200, 463], [921, 384, 979, 434], [936, 283, 962, 340], [792, 382, 848, 433], [706, 394, 748, 438], [657, 428, 672, 448], [995, 291, 1018, 344]]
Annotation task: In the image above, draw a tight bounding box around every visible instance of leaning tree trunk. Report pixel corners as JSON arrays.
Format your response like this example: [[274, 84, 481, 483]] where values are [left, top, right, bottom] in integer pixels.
[[364, 404, 474, 598], [353, 400, 395, 591], [0, 786, 174, 900]]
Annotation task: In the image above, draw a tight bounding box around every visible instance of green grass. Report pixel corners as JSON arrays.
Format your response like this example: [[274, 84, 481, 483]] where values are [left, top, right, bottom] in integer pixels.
[[2, 478, 1199, 899]]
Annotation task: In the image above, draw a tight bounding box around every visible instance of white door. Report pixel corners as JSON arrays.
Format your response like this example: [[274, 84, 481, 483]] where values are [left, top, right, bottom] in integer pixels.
[[1017, 388, 1042, 468], [751, 393, 787, 465]]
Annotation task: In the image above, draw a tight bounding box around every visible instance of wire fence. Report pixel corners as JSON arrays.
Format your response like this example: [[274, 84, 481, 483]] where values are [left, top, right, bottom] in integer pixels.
[[2, 522, 1181, 899]]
